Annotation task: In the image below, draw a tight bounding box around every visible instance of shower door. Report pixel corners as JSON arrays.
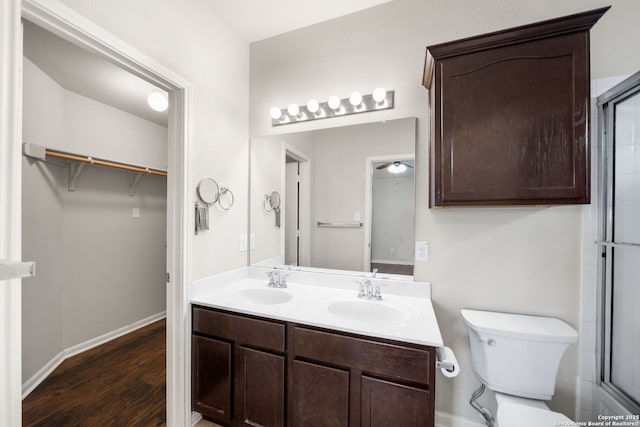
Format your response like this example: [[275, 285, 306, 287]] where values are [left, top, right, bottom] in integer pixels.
[[598, 72, 640, 413]]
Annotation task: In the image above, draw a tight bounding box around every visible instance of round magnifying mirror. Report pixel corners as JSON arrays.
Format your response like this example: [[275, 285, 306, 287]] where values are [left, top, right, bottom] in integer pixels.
[[197, 178, 220, 205], [269, 191, 281, 209]]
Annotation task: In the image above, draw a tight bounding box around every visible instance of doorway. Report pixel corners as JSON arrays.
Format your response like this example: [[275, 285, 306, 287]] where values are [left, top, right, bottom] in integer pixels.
[[1, 2, 192, 426], [283, 148, 310, 268], [21, 18, 169, 421], [364, 155, 415, 276]]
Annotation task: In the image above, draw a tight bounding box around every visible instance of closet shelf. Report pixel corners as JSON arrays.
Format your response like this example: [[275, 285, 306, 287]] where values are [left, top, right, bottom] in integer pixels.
[[23, 143, 167, 194]]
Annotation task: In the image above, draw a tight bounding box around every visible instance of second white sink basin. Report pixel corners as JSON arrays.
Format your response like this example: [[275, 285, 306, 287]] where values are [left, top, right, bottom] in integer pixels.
[[237, 288, 293, 305], [327, 300, 409, 325]]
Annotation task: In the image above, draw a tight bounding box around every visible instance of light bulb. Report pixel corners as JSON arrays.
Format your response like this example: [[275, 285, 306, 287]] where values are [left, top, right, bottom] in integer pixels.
[[349, 91, 363, 106], [388, 163, 407, 174], [270, 106, 282, 120], [287, 103, 300, 116], [372, 87, 386, 103], [307, 99, 319, 114], [147, 91, 168, 112], [328, 96, 341, 110]]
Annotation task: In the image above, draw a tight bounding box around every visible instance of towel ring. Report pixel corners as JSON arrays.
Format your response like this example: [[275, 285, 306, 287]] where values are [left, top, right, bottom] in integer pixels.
[[218, 187, 234, 211]]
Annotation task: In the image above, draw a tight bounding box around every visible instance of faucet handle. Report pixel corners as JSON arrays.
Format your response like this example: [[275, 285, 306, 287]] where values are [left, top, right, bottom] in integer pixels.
[[280, 274, 289, 287], [357, 282, 366, 298], [374, 286, 382, 300]]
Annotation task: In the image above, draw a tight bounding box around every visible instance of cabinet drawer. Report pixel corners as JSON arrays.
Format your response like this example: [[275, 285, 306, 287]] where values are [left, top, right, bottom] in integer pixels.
[[294, 327, 432, 386], [193, 306, 285, 353]]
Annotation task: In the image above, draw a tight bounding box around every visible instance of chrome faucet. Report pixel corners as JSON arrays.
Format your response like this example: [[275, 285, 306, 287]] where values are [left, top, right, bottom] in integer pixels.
[[357, 280, 382, 300], [267, 270, 288, 288], [371, 268, 378, 278]]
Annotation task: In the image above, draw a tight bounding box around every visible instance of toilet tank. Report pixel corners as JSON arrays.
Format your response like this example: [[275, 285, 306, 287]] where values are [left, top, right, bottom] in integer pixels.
[[461, 309, 578, 400]]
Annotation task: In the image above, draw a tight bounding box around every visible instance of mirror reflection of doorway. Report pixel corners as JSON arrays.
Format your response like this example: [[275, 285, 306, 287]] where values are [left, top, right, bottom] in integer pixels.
[[370, 159, 415, 275], [284, 150, 310, 267]]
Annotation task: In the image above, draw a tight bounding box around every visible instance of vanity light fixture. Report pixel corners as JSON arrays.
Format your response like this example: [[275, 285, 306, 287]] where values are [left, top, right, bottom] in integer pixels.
[[147, 90, 168, 112], [270, 88, 394, 126]]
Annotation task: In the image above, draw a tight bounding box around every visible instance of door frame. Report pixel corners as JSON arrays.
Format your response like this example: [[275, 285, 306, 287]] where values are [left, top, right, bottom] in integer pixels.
[[283, 145, 311, 267], [1, 1, 193, 426], [363, 153, 414, 272]]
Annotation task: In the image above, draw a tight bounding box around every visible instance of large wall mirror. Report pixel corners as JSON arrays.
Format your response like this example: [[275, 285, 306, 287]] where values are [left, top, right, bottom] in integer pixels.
[[249, 117, 416, 278]]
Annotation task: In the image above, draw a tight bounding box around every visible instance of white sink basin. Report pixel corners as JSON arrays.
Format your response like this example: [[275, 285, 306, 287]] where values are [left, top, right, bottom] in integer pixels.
[[236, 288, 293, 305], [327, 300, 409, 325]]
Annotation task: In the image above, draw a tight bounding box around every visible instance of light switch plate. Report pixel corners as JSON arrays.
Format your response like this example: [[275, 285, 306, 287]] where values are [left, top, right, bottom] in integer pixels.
[[415, 241, 428, 261], [250, 233, 256, 250], [354, 211, 361, 221], [132, 207, 140, 219]]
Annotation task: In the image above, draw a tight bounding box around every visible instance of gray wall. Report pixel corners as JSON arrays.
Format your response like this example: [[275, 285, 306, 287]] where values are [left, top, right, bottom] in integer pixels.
[[248, 0, 640, 420], [22, 58, 167, 382], [371, 174, 414, 264]]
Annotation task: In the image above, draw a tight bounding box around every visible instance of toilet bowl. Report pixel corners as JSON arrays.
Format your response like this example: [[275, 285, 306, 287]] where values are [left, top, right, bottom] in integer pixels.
[[461, 309, 578, 427], [494, 393, 572, 427]]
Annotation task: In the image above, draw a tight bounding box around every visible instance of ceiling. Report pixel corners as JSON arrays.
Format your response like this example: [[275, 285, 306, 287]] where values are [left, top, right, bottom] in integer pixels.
[[210, 0, 393, 42], [23, 21, 168, 126], [22, 1, 391, 125]]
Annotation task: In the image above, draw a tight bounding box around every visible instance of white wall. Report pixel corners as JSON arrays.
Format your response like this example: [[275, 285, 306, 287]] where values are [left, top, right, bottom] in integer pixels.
[[22, 58, 167, 382], [250, 0, 640, 421], [55, 0, 250, 280]]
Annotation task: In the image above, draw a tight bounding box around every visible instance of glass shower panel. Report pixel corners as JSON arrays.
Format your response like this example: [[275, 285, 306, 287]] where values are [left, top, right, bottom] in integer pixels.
[[610, 90, 640, 404]]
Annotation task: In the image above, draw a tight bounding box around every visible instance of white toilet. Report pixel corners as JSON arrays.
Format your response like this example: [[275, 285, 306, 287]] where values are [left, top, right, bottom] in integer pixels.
[[461, 309, 578, 427]]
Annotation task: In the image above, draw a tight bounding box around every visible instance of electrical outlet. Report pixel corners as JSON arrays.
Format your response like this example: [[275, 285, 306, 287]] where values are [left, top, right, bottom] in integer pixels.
[[415, 241, 428, 261], [240, 234, 248, 252]]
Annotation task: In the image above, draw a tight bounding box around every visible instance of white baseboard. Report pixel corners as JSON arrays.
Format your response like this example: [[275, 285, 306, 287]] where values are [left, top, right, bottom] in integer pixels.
[[436, 410, 486, 427], [22, 350, 65, 399], [22, 311, 166, 399]]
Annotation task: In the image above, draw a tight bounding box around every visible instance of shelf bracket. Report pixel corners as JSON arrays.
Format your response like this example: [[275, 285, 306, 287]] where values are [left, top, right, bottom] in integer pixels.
[[129, 172, 143, 196], [69, 163, 85, 191]]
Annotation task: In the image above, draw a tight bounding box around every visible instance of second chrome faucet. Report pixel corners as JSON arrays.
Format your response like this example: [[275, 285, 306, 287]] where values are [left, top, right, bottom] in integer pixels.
[[267, 270, 288, 288], [357, 280, 382, 300]]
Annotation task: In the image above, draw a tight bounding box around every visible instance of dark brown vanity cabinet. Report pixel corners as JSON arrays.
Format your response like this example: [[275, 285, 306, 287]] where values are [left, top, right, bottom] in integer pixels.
[[192, 305, 436, 427], [192, 306, 286, 426], [423, 7, 608, 207]]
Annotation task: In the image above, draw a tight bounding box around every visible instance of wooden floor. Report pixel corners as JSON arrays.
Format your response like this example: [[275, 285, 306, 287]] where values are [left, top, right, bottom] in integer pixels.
[[371, 262, 414, 275], [23, 319, 166, 427]]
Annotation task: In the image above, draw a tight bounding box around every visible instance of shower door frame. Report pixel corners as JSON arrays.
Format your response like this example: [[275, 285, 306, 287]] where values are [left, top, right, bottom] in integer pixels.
[[596, 71, 640, 415]]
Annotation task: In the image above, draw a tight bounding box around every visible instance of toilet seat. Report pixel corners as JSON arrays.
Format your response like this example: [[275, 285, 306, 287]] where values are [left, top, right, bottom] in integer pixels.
[[496, 400, 572, 427]]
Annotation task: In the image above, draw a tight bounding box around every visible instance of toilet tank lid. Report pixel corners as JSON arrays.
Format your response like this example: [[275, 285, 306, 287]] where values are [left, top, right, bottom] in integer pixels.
[[461, 309, 578, 343]]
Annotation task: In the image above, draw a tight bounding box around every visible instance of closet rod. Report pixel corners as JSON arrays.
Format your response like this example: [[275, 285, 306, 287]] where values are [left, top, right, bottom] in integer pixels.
[[45, 149, 167, 177]]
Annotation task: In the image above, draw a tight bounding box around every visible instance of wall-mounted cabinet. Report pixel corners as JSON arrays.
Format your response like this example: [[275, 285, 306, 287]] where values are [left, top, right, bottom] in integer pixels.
[[423, 7, 609, 207]]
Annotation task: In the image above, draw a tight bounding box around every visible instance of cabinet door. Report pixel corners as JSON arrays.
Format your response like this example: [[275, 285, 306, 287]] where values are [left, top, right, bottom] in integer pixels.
[[291, 360, 350, 427], [236, 347, 285, 427], [435, 33, 589, 206], [361, 376, 431, 427], [192, 335, 232, 423]]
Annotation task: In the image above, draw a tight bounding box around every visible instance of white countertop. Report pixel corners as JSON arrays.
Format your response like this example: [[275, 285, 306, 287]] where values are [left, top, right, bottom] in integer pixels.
[[191, 268, 444, 347]]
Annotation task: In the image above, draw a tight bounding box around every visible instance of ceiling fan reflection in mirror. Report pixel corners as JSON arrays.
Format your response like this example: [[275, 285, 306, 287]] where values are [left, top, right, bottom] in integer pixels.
[[376, 161, 413, 174]]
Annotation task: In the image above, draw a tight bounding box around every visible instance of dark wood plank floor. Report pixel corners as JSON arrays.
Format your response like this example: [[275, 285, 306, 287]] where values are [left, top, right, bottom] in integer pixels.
[[23, 318, 166, 427], [371, 262, 414, 275]]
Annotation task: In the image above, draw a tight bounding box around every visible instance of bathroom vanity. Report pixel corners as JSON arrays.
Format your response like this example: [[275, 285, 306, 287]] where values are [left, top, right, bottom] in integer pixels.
[[191, 269, 443, 427]]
